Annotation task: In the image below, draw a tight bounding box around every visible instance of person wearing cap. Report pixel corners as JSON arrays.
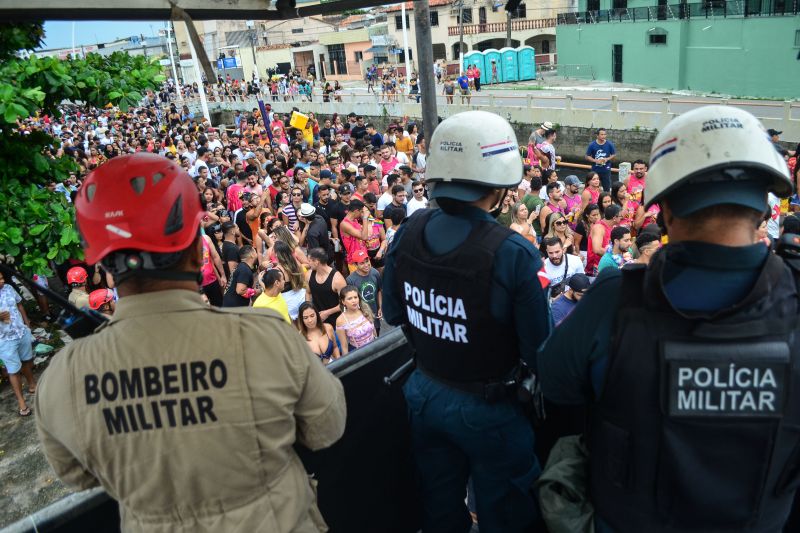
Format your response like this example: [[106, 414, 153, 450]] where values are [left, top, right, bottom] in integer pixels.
[[35, 153, 346, 533], [299, 203, 332, 263], [562, 175, 583, 227], [537, 106, 800, 533], [549, 273, 590, 326], [768, 128, 789, 158], [383, 111, 551, 533], [528, 121, 553, 148], [585, 128, 616, 191]]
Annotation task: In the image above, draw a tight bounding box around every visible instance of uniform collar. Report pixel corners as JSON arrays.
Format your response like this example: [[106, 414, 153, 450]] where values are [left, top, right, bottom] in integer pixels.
[[111, 289, 206, 321]]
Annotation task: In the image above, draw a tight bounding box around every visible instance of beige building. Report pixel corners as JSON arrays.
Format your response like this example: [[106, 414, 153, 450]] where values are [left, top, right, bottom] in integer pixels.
[[173, 16, 338, 82], [385, 0, 562, 67]]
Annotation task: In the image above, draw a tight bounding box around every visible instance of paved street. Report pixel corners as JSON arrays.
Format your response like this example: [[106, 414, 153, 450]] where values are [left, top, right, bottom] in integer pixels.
[[333, 77, 800, 121]]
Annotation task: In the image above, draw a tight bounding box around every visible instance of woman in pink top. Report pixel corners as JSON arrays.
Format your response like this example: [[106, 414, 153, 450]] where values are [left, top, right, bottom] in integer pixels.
[[336, 285, 376, 355], [580, 171, 602, 216]]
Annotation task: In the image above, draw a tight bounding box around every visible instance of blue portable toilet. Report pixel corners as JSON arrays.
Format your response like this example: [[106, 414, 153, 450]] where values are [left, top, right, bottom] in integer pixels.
[[482, 49, 502, 84], [500, 47, 519, 82], [517, 46, 536, 81], [463, 51, 487, 85]]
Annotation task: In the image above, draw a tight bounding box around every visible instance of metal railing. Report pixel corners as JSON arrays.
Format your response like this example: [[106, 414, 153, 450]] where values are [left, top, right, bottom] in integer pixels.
[[558, 0, 800, 23], [447, 17, 557, 36], [181, 91, 800, 125]]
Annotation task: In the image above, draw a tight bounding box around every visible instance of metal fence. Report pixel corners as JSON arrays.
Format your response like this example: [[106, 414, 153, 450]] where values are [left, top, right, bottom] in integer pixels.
[[557, 0, 800, 24]]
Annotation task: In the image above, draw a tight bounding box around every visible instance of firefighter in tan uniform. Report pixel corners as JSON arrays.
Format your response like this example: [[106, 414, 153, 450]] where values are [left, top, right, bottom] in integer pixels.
[[35, 153, 346, 532]]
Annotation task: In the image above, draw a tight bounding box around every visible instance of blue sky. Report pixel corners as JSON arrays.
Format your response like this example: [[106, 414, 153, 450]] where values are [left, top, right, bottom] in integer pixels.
[[41, 21, 166, 50]]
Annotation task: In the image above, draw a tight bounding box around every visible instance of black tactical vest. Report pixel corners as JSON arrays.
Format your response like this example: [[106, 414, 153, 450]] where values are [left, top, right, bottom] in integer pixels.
[[393, 210, 520, 382], [590, 248, 800, 532]]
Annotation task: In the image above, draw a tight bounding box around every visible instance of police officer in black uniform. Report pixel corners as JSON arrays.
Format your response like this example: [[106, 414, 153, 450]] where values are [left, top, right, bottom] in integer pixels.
[[537, 106, 799, 533], [383, 111, 551, 533]]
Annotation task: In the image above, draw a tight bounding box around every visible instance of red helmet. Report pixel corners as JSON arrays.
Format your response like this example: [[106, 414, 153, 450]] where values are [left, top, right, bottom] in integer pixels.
[[75, 153, 203, 267], [66, 266, 88, 285], [88, 288, 115, 310]]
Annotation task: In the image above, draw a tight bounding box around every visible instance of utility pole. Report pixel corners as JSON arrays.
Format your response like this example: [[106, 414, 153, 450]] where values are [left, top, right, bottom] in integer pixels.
[[183, 21, 210, 121], [401, 2, 412, 90], [506, 11, 512, 47], [246, 20, 259, 83], [165, 21, 183, 102], [413, 0, 438, 140], [458, 0, 465, 75]]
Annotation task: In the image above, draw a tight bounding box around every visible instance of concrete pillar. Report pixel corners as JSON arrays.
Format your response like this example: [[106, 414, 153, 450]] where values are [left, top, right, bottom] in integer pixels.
[[565, 94, 573, 112], [611, 95, 619, 112], [784, 101, 792, 122], [526, 94, 533, 108], [490, 94, 495, 107], [661, 97, 670, 115]]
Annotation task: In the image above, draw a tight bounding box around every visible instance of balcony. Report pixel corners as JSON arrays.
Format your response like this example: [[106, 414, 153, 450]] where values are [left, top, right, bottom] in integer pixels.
[[557, 0, 799, 24], [447, 17, 556, 36]]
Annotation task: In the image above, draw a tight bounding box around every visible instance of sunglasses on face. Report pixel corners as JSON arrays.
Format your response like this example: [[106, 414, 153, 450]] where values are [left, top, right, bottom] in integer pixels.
[[554, 220, 567, 226]]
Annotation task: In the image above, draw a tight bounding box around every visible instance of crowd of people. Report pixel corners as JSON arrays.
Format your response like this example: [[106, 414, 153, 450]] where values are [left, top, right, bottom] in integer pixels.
[[6, 71, 800, 533], [159, 57, 521, 111], [14, 95, 800, 370], [14, 97, 435, 373]]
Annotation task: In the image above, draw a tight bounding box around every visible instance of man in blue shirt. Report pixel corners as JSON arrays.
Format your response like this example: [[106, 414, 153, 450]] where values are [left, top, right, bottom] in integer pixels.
[[550, 273, 589, 325], [384, 110, 550, 533], [585, 128, 616, 191], [538, 106, 799, 533], [456, 73, 471, 104]]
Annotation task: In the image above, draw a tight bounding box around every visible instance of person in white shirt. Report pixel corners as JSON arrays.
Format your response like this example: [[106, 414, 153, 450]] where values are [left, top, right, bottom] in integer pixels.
[[406, 181, 429, 217], [191, 147, 210, 178], [767, 192, 781, 240], [412, 137, 427, 182], [542, 237, 583, 290], [207, 130, 223, 152], [377, 174, 400, 217]]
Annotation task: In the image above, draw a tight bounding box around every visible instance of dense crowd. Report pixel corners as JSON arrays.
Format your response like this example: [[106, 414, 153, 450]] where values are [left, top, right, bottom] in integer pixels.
[[9, 95, 800, 390]]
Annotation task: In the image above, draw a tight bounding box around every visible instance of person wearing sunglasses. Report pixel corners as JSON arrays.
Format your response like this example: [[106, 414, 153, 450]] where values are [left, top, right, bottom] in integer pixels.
[[406, 181, 428, 217], [540, 212, 578, 258]]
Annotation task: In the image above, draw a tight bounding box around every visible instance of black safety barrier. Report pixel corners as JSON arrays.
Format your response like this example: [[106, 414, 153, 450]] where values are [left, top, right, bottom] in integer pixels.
[[2, 328, 420, 533]]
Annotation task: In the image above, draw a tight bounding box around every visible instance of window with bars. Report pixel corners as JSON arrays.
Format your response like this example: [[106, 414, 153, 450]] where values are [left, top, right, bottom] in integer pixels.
[[327, 44, 347, 75], [430, 10, 439, 26], [395, 14, 410, 29]]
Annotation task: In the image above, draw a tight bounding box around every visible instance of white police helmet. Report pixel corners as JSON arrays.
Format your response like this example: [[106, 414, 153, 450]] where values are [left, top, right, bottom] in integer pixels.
[[426, 111, 522, 202], [645, 105, 792, 216]]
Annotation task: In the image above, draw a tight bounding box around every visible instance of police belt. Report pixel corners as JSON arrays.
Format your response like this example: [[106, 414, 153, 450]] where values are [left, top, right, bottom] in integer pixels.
[[417, 364, 520, 403]]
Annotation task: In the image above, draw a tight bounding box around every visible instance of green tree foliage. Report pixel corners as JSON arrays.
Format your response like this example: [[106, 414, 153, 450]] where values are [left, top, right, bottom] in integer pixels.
[[0, 22, 165, 275]]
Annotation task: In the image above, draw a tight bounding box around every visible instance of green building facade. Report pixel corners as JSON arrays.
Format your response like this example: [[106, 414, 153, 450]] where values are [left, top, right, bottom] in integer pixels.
[[555, 1, 800, 98]]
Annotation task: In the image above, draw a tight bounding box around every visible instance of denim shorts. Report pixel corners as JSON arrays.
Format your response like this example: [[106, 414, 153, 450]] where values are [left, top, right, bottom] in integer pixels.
[[0, 329, 33, 374]]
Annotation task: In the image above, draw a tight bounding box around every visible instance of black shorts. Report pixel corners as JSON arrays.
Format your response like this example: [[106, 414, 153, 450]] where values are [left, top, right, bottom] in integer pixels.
[[367, 249, 385, 269]]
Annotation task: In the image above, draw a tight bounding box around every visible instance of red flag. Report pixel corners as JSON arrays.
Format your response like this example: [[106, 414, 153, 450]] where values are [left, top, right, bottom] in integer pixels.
[[537, 266, 550, 289]]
